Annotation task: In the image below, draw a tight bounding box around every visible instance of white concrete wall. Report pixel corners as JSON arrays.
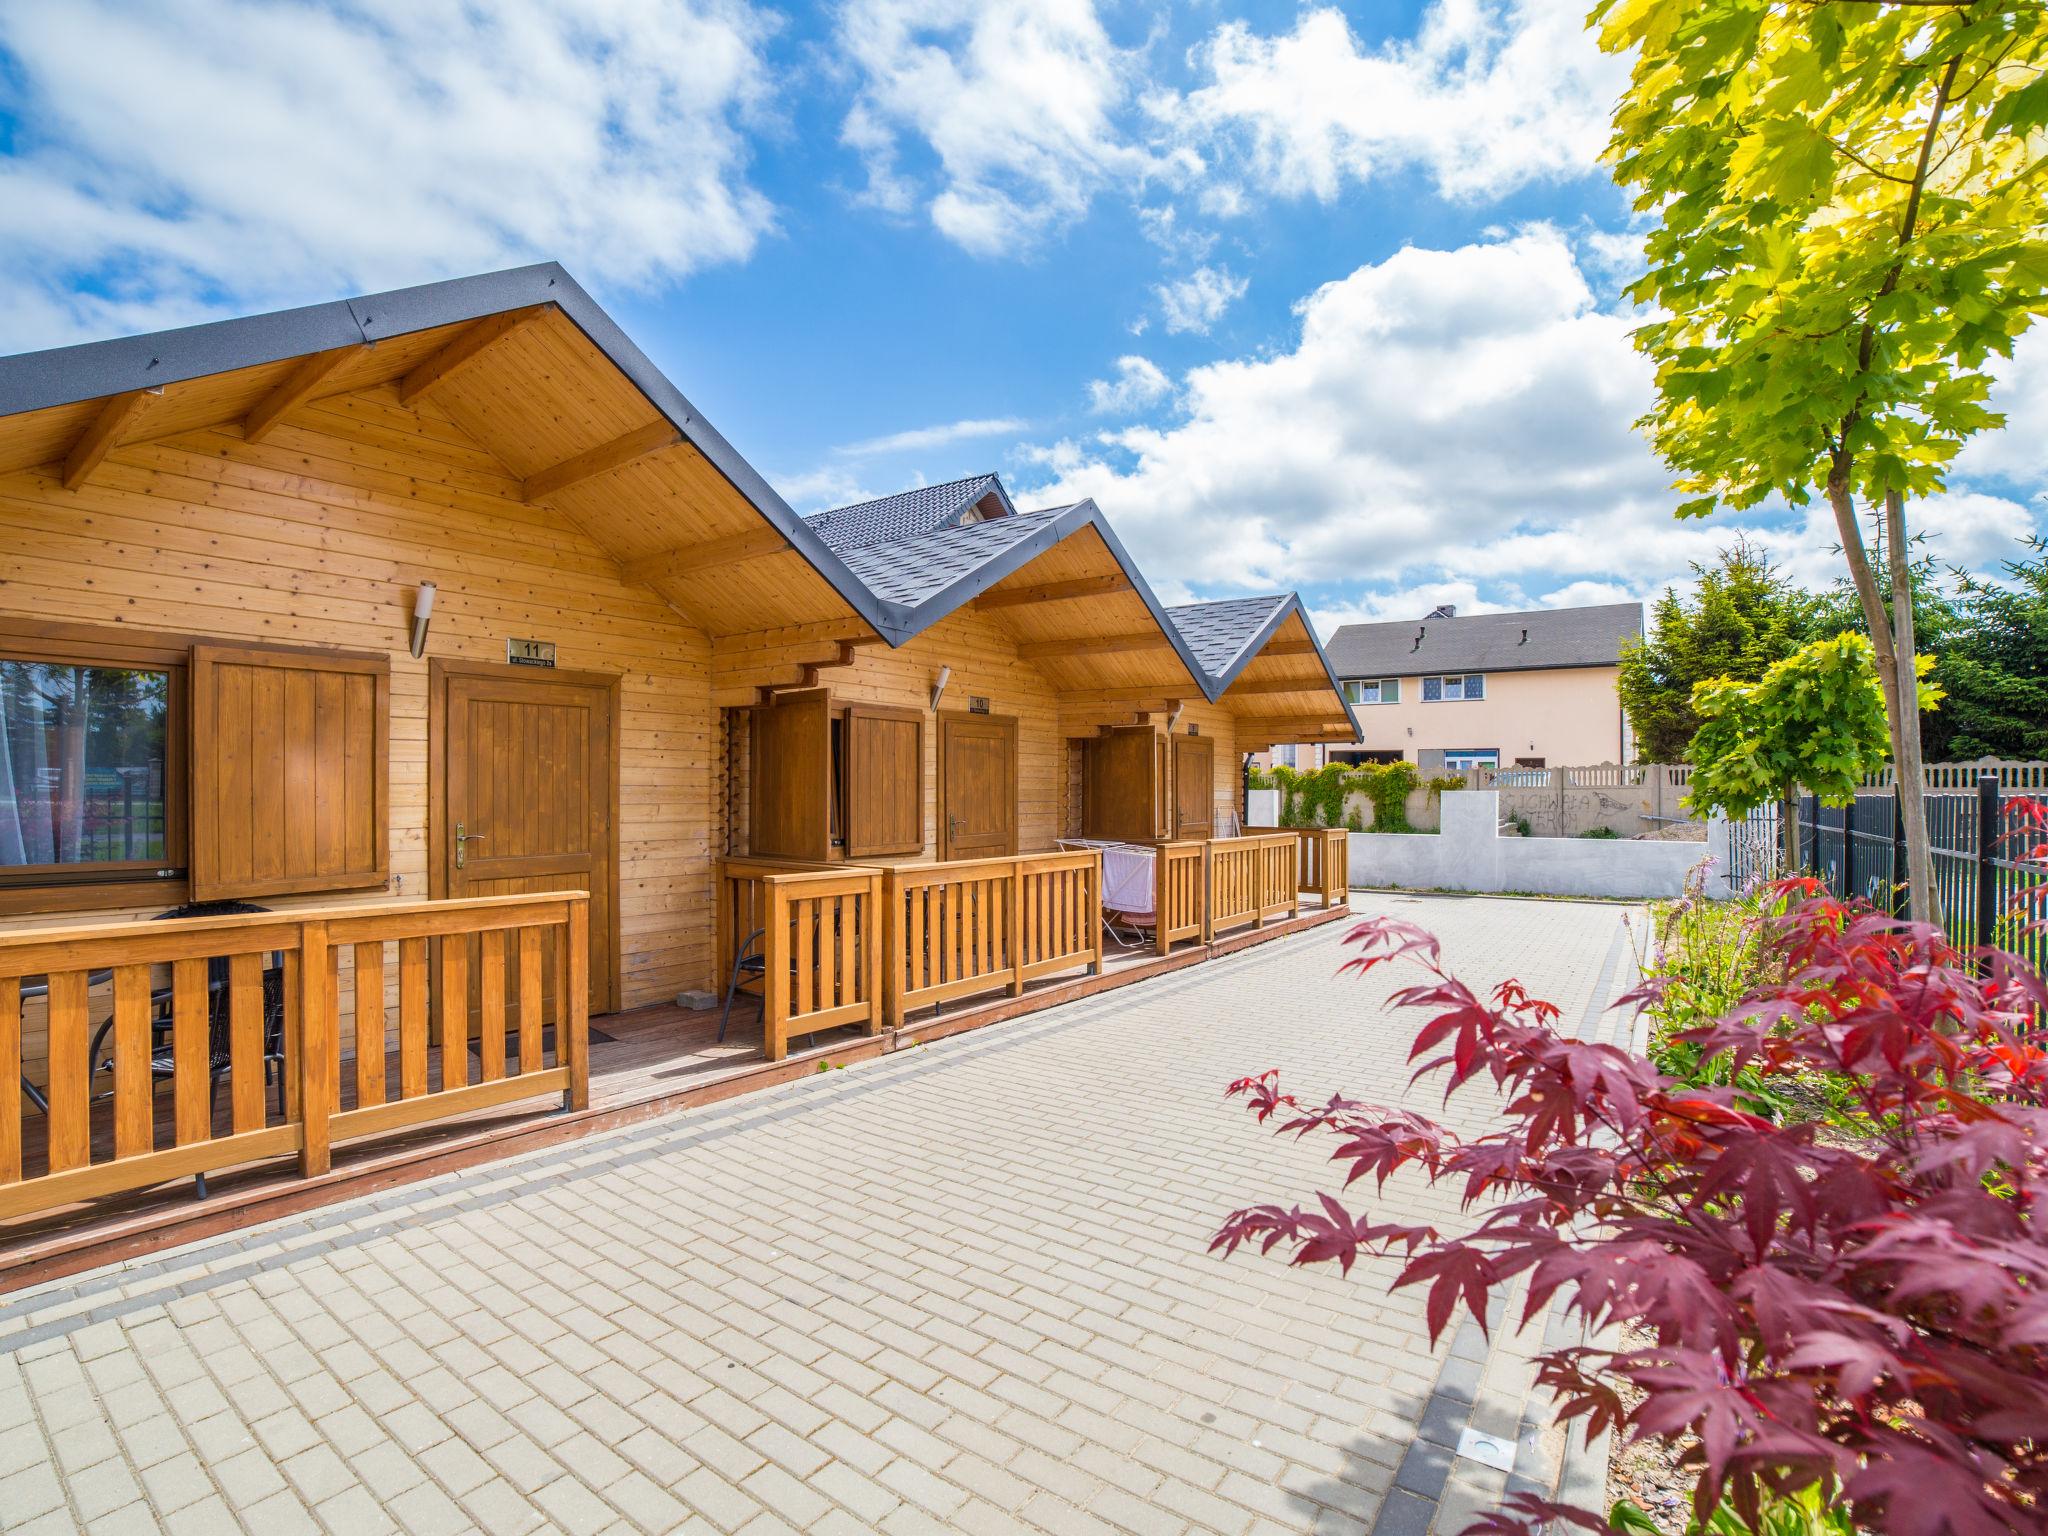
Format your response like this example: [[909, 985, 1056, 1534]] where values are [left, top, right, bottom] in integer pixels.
[[1349, 791, 1726, 900], [1246, 788, 1281, 827]]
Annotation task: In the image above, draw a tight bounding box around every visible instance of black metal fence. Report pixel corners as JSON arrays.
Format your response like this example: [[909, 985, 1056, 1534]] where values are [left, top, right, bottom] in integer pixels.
[[1728, 777, 2045, 974]]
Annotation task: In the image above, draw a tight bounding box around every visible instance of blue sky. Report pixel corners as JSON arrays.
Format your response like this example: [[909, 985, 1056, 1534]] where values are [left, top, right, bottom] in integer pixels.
[[2, 0, 2043, 633]]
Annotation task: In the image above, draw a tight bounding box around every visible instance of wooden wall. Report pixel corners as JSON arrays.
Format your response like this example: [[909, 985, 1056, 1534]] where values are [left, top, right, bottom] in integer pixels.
[[0, 384, 719, 1063], [720, 607, 1068, 860]]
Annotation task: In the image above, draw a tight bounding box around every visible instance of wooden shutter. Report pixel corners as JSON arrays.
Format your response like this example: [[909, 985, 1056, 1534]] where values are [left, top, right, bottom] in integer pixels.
[[749, 688, 831, 861], [1154, 733, 1172, 839], [1082, 727, 1158, 843], [190, 644, 389, 900], [843, 705, 924, 858], [1174, 736, 1215, 838]]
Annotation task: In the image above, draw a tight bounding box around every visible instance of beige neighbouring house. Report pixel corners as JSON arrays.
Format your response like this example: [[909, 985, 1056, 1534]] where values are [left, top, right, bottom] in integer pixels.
[[1301, 602, 1643, 772]]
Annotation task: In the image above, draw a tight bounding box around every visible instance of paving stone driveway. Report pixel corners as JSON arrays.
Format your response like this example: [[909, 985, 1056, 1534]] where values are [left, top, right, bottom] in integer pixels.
[[0, 894, 1636, 1536]]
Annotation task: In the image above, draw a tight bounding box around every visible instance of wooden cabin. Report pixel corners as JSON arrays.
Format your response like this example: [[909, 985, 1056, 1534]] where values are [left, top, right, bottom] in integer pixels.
[[0, 265, 1358, 1259]]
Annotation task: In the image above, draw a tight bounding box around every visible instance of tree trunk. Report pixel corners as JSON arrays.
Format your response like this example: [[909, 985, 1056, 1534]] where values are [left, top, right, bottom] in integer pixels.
[[1781, 788, 1801, 876], [1884, 490, 1939, 925], [1824, 477, 1924, 908]]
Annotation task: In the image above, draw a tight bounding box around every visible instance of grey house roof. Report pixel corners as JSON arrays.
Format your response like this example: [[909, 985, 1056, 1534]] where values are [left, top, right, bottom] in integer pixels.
[[1324, 602, 1643, 678], [1168, 595, 1361, 740], [804, 475, 1014, 554]]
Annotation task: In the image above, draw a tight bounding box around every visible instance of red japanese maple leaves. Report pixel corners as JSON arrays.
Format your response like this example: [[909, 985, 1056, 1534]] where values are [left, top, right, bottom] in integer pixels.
[[1216, 839, 2048, 1535]]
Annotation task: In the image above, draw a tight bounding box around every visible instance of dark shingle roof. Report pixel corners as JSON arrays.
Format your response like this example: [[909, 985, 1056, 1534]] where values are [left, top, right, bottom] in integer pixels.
[[1166, 596, 1292, 677], [837, 512, 1065, 607], [1324, 603, 1643, 678], [804, 475, 1013, 553]]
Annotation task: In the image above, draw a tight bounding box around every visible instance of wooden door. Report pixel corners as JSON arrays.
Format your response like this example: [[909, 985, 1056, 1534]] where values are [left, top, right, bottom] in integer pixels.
[[939, 715, 1017, 862], [437, 664, 618, 1015], [1174, 736, 1215, 839]]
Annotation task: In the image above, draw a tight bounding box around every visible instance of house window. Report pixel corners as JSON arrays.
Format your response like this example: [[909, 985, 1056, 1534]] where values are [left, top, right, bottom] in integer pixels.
[[1441, 749, 1499, 771], [1423, 673, 1484, 701], [0, 638, 186, 900], [1342, 678, 1400, 705], [1272, 744, 1297, 768]]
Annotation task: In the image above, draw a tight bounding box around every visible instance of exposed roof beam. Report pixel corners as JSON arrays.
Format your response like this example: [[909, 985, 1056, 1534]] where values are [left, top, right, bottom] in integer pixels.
[[974, 573, 1133, 610], [397, 307, 547, 405], [1238, 719, 1355, 739], [1247, 639, 1320, 658], [1055, 687, 1188, 707], [1223, 676, 1337, 697], [1060, 700, 1185, 717], [524, 420, 681, 503], [242, 345, 365, 444], [623, 525, 789, 586], [715, 620, 880, 656], [1017, 631, 1173, 661], [61, 388, 161, 491]]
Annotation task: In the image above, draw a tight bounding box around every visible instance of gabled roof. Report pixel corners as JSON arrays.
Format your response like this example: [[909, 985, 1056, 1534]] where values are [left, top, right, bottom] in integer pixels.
[[1325, 602, 1643, 678], [805, 475, 1015, 553], [836, 509, 1064, 607], [1169, 595, 1362, 741], [1168, 595, 1294, 677], [808, 480, 1224, 693]]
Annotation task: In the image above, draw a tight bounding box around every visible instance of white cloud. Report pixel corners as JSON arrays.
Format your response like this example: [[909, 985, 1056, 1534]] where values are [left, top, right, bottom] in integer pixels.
[[834, 0, 1157, 255], [0, 0, 777, 349], [1153, 1, 1628, 205], [1025, 227, 1671, 594], [1087, 356, 1172, 415], [1155, 265, 1247, 334], [775, 465, 885, 513], [837, 416, 1028, 456], [1955, 331, 2048, 491]]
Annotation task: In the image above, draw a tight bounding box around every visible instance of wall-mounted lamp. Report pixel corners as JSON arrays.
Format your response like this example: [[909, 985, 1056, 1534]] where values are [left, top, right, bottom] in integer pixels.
[[929, 665, 952, 711], [410, 582, 437, 659]]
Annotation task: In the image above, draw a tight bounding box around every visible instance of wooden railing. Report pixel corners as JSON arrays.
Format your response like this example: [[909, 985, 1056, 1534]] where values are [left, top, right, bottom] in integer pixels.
[[1155, 843, 1207, 954], [719, 860, 884, 1062], [1151, 834, 1305, 953], [1290, 828, 1350, 907], [885, 851, 1102, 1027], [0, 893, 588, 1224], [1211, 834, 1295, 934]]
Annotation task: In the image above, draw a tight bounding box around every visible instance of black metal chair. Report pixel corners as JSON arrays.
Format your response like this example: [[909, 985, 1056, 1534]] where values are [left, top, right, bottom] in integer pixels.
[[87, 900, 288, 1197], [717, 928, 766, 1043]]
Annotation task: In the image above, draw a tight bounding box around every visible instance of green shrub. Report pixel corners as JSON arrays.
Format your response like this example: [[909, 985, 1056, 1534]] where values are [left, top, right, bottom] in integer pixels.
[[1577, 826, 1621, 839], [1346, 760, 1418, 832], [1634, 870, 1856, 1123]]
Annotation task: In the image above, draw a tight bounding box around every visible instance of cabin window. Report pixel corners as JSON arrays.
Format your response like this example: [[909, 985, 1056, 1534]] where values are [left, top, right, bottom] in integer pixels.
[[0, 646, 184, 896]]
